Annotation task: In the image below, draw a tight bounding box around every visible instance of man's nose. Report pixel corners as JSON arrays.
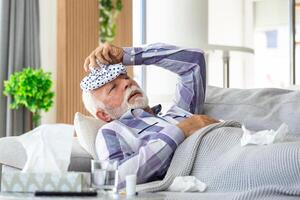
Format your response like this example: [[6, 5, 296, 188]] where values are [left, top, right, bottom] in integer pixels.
[[121, 78, 133, 90]]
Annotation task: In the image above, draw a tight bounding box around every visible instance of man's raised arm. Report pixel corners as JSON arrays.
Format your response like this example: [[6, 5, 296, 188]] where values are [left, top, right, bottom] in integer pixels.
[[123, 43, 206, 114]]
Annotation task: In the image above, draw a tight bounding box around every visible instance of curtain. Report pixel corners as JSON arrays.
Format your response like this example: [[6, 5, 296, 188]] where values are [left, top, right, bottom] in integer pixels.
[[0, 0, 40, 137]]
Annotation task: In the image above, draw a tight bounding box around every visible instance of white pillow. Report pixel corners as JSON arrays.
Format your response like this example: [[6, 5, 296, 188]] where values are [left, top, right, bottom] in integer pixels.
[[74, 112, 106, 159]]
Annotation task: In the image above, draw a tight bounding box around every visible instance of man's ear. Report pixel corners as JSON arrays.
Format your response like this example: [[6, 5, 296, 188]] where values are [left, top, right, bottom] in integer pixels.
[[95, 109, 112, 122]]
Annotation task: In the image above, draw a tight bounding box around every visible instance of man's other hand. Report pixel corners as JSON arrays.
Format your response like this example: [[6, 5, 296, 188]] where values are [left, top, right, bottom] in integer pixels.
[[84, 43, 124, 72], [177, 115, 219, 138]]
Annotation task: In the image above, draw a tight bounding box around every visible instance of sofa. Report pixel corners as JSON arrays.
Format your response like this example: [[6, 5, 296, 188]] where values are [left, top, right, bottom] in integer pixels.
[[1, 86, 300, 182]]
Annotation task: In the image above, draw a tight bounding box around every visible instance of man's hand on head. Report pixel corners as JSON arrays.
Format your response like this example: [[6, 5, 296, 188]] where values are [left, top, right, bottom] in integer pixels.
[[176, 115, 219, 138], [84, 43, 124, 72]]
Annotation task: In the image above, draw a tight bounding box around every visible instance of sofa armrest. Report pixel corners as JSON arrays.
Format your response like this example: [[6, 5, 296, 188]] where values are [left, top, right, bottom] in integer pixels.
[[0, 137, 26, 169]]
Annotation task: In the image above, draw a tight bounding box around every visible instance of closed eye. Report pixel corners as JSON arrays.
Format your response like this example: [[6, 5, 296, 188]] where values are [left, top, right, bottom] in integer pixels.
[[108, 84, 116, 94]]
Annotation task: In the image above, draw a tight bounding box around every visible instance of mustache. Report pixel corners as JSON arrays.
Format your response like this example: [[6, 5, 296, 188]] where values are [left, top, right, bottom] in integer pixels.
[[124, 86, 144, 102]]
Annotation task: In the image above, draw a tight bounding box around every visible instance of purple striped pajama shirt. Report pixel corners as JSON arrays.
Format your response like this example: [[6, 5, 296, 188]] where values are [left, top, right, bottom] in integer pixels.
[[95, 43, 206, 189]]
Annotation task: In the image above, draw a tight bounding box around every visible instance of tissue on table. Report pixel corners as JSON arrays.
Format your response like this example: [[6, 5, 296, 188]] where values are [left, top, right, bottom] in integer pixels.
[[241, 123, 289, 146], [17, 124, 74, 173], [168, 176, 207, 192]]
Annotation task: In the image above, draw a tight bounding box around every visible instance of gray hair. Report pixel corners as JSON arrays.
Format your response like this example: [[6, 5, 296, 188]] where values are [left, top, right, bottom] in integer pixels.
[[81, 91, 104, 118]]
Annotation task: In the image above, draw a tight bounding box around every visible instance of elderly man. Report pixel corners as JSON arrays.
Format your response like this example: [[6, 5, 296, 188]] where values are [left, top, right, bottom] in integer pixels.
[[81, 43, 218, 188]]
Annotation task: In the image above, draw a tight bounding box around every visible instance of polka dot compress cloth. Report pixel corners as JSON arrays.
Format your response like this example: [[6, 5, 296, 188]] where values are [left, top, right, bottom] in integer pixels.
[[80, 63, 127, 91]]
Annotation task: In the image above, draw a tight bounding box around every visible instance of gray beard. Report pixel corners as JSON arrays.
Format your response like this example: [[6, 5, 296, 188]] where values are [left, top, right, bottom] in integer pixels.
[[104, 87, 149, 119]]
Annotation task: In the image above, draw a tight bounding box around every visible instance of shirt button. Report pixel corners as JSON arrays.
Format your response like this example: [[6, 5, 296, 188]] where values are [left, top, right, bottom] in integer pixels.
[[154, 50, 158, 53], [130, 57, 134, 62], [131, 50, 135, 54]]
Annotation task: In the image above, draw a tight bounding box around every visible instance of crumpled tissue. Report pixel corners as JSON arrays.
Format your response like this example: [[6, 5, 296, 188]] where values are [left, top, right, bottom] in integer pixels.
[[17, 124, 74, 173], [168, 176, 207, 192], [241, 123, 289, 146]]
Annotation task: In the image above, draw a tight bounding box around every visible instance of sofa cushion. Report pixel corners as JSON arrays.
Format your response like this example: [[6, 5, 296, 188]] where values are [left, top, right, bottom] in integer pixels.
[[204, 86, 300, 136], [74, 112, 106, 159]]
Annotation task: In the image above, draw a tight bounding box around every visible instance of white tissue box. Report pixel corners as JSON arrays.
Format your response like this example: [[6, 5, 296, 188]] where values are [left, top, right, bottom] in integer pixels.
[[1, 172, 90, 193]]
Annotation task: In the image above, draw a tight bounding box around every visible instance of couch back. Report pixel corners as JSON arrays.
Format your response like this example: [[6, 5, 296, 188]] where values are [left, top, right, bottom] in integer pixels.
[[204, 86, 300, 136]]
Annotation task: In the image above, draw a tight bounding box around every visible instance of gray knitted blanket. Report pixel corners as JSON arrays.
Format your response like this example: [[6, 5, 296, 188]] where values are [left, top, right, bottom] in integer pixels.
[[137, 121, 300, 199]]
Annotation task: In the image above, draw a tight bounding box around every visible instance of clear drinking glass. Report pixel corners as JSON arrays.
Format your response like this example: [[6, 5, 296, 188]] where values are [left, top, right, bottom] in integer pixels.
[[91, 160, 119, 192]]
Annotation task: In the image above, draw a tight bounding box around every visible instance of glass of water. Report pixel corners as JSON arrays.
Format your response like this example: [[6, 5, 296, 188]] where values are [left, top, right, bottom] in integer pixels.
[[91, 160, 119, 192]]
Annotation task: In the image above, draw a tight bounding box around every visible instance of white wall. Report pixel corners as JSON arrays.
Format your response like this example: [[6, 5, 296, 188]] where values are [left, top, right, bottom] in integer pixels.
[[209, 0, 244, 46], [145, 0, 210, 112], [39, 0, 57, 124], [209, 0, 255, 88], [146, 0, 208, 48]]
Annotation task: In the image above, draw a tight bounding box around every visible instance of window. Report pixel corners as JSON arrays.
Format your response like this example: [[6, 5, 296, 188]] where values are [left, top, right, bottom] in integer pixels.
[[296, 2, 300, 84]]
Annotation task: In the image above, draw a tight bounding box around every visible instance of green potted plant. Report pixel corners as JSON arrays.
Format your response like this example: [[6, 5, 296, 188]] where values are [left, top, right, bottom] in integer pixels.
[[99, 0, 123, 43], [3, 68, 54, 129]]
